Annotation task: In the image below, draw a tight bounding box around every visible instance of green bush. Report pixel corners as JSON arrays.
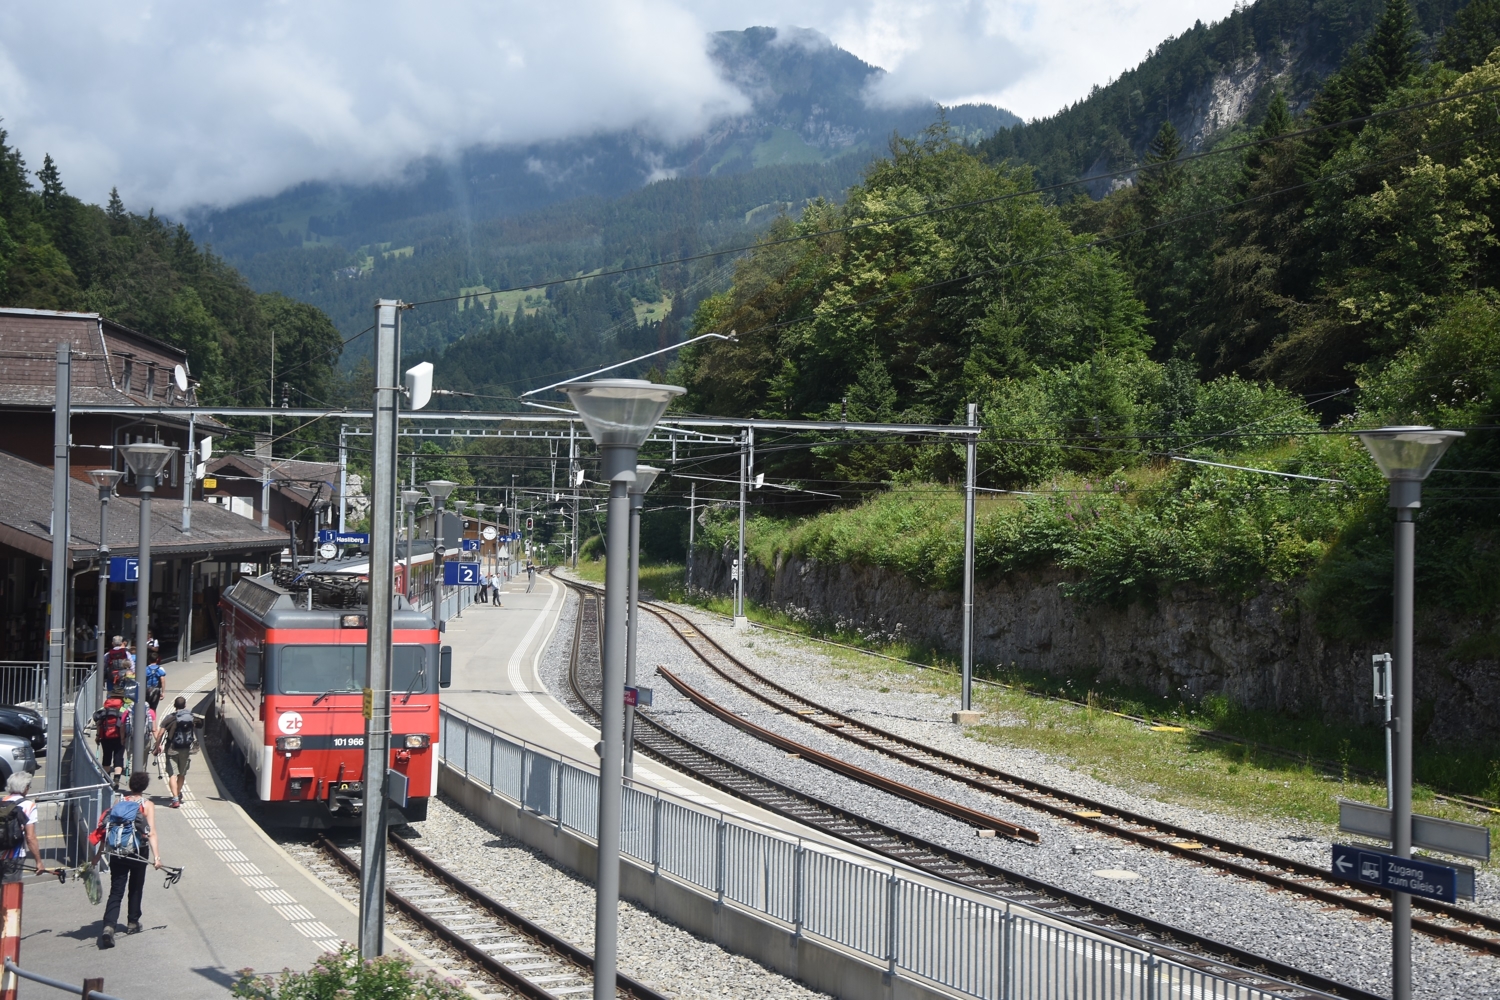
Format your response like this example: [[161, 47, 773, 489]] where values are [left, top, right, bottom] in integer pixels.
[[232, 946, 468, 1000]]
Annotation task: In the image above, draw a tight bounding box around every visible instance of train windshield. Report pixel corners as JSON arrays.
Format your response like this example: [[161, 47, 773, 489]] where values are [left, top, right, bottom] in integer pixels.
[[277, 645, 427, 694]]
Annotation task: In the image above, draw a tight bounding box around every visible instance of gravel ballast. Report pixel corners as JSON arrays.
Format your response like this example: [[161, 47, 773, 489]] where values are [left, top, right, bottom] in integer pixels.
[[535, 587, 1500, 1000]]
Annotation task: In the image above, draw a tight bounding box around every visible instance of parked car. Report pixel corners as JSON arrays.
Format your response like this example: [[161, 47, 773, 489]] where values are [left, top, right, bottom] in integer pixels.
[[0, 705, 45, 755], [0, 734, 38, 782]]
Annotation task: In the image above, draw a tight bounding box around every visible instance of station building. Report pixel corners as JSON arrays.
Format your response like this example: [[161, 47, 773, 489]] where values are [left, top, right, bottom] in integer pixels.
[[0, 307, 342, 672]]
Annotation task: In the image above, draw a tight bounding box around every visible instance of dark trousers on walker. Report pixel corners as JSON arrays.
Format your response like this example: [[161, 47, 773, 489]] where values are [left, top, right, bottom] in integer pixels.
[[103, 856, 147, 928]]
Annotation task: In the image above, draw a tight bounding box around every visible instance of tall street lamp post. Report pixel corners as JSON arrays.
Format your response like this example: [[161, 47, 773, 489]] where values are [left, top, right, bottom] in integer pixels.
[[89, 469, 125, 710], [471, 504, 487, 577], [1356, 424, 1463, 1000], [118, 442, 179, 774], [559, 379, 682, 1000], [425, 480, 457, 629], [624, 465, 662, 779]]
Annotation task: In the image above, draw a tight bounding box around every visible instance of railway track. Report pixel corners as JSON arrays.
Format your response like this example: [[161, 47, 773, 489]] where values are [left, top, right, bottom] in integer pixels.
[[560, 582, 1379, 1000], [313, 833, 669, 1000], [684, 594, 1500, 817], [620, 587, 1500, 957]]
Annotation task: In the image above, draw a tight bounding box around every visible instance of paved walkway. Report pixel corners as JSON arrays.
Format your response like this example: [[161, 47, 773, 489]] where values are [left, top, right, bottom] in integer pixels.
[[17, 670, 364, 997]]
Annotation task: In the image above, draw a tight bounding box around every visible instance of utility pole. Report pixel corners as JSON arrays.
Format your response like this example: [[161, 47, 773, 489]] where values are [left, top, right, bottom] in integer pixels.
[[360, 299, 403, 958], [44, 343, 70, 791], [955, 403, 980, 725], [338, 425, 348, 533], [181, 412, 195, 535], [734, 428, 751, 626], [570, 424, 578, 569], [686, 480, 695, 592]]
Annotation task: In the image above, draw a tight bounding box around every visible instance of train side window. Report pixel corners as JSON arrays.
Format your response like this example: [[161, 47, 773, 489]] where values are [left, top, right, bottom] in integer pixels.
[[244, 648, 262, 688]]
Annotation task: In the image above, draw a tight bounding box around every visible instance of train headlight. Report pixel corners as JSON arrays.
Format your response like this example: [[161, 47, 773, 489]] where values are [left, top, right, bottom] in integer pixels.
[[275, 736, 303, 751], [404, 734, 430, 749]]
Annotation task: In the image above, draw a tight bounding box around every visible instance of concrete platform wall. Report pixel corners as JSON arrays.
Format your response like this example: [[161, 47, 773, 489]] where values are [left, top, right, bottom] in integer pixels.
[[439, 764, 958, 1000]]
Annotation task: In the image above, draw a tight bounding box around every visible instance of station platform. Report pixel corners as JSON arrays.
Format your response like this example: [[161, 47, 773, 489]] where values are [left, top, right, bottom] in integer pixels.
[[15, 669, 374, 998], [442, 572, 897, 860]]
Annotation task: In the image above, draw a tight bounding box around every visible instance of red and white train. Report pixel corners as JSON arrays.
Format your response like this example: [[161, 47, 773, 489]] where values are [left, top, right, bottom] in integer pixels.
[[214, 550, 450, 827]]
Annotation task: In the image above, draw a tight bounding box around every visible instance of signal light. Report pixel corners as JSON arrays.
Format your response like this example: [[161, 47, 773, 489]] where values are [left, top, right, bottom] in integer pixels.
[[527, 517, 533, 530], [275, 736, 302, 752], [404, 734, 430, 748]]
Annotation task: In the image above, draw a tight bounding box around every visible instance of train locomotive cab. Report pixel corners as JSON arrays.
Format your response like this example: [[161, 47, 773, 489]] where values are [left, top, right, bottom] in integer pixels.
[[216, 570, 448, 828]]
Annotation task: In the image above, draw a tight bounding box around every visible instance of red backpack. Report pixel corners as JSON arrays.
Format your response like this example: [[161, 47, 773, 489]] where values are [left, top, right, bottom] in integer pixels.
[[103, 648, 130, 689], [97, 698, 123, 740]]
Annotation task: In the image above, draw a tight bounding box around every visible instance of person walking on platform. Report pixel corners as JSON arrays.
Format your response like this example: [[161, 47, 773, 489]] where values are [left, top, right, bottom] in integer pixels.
[[526, 562, 536, 593], [0, 772, 49, 881], [122, 700, 155, 775], [144, 653, 165, 712], [93, 772, 161, 948], [103, 636, 131, 693], [95, 693, 126, 788], [476, 571, 489, 603], [153, 697, 196, 808]]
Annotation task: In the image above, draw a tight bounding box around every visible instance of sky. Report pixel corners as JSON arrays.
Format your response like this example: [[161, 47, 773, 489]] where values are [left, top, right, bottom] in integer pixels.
[[0, 1, 1240, 214]]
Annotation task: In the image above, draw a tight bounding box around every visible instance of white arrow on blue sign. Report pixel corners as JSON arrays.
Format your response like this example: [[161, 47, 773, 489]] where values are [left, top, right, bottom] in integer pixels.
[[444, 562, 481, 586], [1331, 844, 1458, 903], [108, 557, 139, 583]]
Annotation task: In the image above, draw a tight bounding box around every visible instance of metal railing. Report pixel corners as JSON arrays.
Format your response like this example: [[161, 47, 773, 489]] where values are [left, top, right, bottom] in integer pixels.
[[3, 959, 122, 1000], [0, 662, 94, 709], [61, 668, 114, 868], [439, 706, 1331, 1000]]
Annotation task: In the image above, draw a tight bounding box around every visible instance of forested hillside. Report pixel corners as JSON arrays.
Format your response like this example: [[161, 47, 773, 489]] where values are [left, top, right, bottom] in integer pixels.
[[675, 0, 1500, 643], [980, 0, 1470, 188], [0, 130, 342, 439], [189, 27, 1016, 373]]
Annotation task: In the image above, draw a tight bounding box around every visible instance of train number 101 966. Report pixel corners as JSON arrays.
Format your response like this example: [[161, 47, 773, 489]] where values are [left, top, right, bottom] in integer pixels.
[[332, 736, 366, 748]]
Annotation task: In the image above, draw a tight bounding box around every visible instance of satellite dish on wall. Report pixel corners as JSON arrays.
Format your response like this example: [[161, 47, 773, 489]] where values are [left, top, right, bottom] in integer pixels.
[[173, 364, 189, 393]]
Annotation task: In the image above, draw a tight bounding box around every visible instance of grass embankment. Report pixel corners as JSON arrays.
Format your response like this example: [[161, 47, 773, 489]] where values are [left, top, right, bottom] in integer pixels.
[[567, 558, 1500, 837]]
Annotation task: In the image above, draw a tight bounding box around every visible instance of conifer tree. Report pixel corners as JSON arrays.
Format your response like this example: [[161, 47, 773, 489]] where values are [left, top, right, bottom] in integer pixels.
[[35, 154, 62, 213]]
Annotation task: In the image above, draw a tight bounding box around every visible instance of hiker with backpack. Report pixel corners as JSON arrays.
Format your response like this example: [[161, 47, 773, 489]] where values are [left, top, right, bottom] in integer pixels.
[[92, 771, 161, 948], [144, 653, 165, 712], [153, 696, 197, 808], [0, 772, 48, 882], [103, 636, 131, 692], [122, 700, 155, 773], [95, 694, 126, 788]]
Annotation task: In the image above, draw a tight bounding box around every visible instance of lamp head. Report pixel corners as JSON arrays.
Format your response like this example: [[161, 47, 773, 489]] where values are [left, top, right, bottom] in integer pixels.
[[629, 465, 663, 496], [118, 442, 179, 484], [471, 503, 486, 514], [1357, 426, 1464, 481], [401, 489, 422, 505], [453, 500, 468, 514], [1357, 425, 1464, 509], [559, 379, 684, 449], [89, 469, 125, 494], [424, 479, 458, 502]]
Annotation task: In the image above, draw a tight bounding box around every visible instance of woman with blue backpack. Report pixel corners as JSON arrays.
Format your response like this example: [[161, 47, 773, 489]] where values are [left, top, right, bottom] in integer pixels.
[[91, 772, 161, 949]]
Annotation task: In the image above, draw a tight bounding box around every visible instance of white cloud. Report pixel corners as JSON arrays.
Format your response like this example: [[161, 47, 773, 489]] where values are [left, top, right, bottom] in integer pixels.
[[0, 1, 1242, 213], [0, 0, 748, 212]]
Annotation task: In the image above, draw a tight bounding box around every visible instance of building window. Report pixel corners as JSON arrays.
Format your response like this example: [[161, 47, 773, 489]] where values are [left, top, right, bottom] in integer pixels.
[[122, 359, 133, 394], [145, 366, 156, 399]]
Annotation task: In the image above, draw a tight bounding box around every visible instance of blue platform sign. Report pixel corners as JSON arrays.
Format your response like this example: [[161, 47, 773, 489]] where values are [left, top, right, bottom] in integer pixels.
[[1332, 844, 1458, 902], [444, 562, 481, 586], [461, 538, 480, 552], [317, 530, 370, 545], [107, 557, 139, 583]]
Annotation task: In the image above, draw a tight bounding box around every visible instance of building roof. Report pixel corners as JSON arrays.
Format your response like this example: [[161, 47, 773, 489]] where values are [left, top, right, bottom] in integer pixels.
[[206, 453, 340, 507], [0, 449, 288, 564], [0, 307, 198, 409]]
